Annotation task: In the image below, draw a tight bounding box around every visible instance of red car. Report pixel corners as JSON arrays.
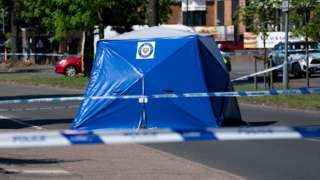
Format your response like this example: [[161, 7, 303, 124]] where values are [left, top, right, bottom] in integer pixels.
[[217, 41, 244, 52], [55, 56, 83, 76]]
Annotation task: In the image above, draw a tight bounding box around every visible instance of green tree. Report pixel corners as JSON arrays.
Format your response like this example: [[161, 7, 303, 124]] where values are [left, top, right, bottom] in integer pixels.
[[20, 0, 149, 75], [1, 0, 172, 74], [20, 0, 148, 40], [0, 0, 16, 53], [239, 0, 281, 89], [158, 0, 172, 23], [290, 0, 320, 87]]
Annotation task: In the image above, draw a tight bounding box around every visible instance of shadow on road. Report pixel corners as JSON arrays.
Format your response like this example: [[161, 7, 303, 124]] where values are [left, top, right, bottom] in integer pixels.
[[27, 118, 73, 127], [0, 118, 73, 129], [0, 157, 85, 175], [0, 94, 83, 100], [248, 121, 277, 126], [0, 157, 79, 165]]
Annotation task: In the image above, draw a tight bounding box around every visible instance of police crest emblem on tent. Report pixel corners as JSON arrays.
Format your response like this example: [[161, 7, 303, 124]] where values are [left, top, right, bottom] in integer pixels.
[[136, 41, 155, 59]]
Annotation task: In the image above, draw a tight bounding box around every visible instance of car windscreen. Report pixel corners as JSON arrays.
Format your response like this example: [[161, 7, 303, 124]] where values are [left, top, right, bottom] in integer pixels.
[[290, 42, 319, 50]]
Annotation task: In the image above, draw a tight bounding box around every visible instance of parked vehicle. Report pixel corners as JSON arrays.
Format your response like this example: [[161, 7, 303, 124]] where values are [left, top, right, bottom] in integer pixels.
[[217, 41, 244, 52], [269, 41, 320, 78], [55, 56, 82, 76]]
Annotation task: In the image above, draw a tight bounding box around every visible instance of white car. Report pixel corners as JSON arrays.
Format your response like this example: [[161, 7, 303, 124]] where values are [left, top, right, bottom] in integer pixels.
[[269, 41, 320, 78]]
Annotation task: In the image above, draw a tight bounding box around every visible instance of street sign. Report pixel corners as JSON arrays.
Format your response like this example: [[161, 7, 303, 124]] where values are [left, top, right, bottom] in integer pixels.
[[282, 0, 289, 12]]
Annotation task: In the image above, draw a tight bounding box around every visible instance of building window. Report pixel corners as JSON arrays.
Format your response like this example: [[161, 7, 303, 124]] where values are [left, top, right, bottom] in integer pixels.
[[217, 0, 224, 25], [183, 11, 206, 26], [232, 0, 239, 23]]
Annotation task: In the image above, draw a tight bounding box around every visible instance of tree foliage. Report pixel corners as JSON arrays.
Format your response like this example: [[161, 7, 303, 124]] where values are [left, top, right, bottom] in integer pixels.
[[290, 0, 320, 41], [239, 0, 281, 38], [0, 0, 173, 41], [239, 0, 282, 89], [20, 0, 149, 40], [158, 0, 172, 23], [289, 0, 320, 87]]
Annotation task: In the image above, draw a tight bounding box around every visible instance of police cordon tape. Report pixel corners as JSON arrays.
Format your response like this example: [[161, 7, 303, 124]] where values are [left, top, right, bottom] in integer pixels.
[[231, 63, 320, 82], [0, 126, 319, 148], [0, 96, 83, 105], [231, 63, 284, 82], [0, 87, 319, 105], [230, 57, 313, 82], [0, 105, 79, 112]]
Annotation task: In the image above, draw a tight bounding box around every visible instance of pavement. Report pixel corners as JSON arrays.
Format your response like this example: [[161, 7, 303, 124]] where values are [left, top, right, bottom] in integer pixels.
[[0, 144, 245, 180]]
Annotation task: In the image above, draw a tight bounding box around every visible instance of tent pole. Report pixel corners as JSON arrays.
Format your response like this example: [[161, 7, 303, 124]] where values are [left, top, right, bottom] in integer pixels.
[[138, 76, 147, 129]]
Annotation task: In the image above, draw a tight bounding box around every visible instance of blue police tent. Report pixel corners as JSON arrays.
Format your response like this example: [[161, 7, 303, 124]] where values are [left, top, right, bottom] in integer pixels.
[[72, 26, 243, 130]]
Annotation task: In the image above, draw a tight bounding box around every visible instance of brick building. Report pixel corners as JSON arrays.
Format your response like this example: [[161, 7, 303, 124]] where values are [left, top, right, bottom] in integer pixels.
[[167, 0, 246, 42]]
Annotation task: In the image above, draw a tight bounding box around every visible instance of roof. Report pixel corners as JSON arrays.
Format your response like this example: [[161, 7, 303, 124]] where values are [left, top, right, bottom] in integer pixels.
[[111, 26, 196, 40]]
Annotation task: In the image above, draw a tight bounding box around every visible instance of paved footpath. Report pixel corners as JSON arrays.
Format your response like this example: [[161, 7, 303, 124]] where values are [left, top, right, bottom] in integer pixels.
[[0, 144, 244, 180]]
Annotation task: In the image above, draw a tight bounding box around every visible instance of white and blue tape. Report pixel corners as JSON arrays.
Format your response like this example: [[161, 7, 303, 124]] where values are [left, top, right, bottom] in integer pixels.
[[0, 87, 319, 105], [231, 64, 284, 82], [0, 105, 80, 112], [230, 58, 307, 82], [0, 96, 84, 104], [0, 126, 319, 148]]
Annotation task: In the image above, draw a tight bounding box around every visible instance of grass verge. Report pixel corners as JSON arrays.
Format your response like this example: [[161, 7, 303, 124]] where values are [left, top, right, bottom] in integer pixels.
[[0, 76, 318, 111], [0, 75, 88, 89], [235, 87, 320, 111]]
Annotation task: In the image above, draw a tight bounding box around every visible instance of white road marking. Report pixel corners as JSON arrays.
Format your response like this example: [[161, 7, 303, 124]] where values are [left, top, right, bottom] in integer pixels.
[[0, 115, 45, 130], [53, 106, 65, 110], [0, 115, 12, 119], [307, 139, 320, 143], [22, 169, 70, 174]]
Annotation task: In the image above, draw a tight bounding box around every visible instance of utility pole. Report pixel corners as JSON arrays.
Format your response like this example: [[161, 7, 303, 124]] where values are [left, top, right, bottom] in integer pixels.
[[304, 10, 310, 88], [147, 0, 157, 26], [10, 9, 17, 54], [1, 9, 4, 34], [282, 0, 289, 89], [186, 0, 189, 25]]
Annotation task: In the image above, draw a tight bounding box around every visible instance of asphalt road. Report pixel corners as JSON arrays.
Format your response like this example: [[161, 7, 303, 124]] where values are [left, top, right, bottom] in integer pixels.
[[148, 104, 320, 180], [0, 83, 81, 130], [0, 83, 319, 179]]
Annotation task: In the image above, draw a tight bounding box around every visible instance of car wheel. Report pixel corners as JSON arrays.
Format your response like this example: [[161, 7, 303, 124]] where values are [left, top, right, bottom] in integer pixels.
[[65, 66, 77, 77], [292, 63, 303, 78]]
